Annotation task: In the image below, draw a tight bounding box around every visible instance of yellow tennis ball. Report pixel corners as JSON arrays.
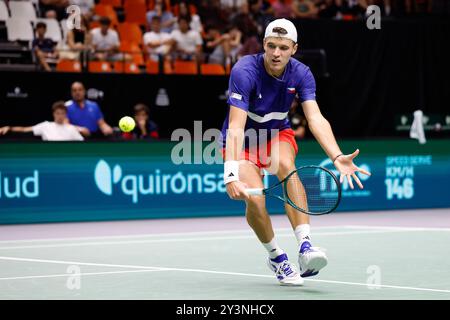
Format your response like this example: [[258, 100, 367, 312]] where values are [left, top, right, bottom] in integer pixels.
[[119, 116, 135, 132]]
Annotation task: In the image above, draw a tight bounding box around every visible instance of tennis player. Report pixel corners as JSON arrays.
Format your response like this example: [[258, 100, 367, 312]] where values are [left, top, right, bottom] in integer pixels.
[[222, 19, 371, 285]]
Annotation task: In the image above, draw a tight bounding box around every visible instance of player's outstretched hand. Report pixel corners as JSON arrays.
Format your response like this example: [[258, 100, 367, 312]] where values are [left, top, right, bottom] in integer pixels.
[[226, 181, 250, 200], [333, 149, 371, 189], [0, 126, 10, 135]]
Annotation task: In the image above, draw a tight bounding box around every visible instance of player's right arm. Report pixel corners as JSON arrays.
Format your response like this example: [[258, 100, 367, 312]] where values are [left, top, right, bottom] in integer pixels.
[[225, 106, 250, 200], [0, 126, 33, 135]]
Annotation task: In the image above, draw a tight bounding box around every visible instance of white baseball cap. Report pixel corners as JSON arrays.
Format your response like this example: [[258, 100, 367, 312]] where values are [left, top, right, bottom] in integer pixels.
[[264, 18, 298, 43]]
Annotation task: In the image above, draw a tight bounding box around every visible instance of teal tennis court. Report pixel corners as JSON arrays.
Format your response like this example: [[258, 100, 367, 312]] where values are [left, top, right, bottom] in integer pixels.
[[1, 209, 449, 300]]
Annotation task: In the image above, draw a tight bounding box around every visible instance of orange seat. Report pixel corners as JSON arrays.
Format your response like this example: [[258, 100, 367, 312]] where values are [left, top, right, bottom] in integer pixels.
[[124, 2, 147, 26], [94, 4, 119, 26], [119, 41, 144, 65], [89, 20, 101, 29], [172, 60, 197, 75], [117, 22, 143, 46], [114, 61, 141, 73], [225, 62, 231, 75], [123, 0, 146, 6], [163, 59, 173, 74], [146, 60, 159, 74], [200, 63, 225, 75], [56, 59, 82, 72], [99, 0, 122, 8], [88, 61, 113, 73]]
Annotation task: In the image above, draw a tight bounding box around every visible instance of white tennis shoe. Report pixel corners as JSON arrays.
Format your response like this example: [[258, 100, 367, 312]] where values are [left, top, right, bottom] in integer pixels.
[[267, 253, 304, 286], [298, 242, 328, 277]]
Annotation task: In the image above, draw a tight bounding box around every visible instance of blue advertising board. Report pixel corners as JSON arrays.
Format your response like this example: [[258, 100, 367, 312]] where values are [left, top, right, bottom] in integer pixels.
[[0, 140, 449, 224]]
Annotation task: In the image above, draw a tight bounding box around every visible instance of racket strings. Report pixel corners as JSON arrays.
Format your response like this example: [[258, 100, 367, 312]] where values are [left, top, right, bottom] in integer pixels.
[[284, 173, 309, 212], [285, 167, 340, 215]]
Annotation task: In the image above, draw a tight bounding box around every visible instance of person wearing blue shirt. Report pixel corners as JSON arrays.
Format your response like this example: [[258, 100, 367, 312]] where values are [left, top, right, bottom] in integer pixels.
[[222, 19, 371, 286], [65, 82, 113, 137], [32, 22, 58, 72]]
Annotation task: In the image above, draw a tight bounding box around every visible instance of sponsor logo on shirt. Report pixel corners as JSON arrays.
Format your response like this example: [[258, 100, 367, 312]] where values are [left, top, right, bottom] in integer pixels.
[[230, 92, 243, 101], [287, 87, 296, 94]]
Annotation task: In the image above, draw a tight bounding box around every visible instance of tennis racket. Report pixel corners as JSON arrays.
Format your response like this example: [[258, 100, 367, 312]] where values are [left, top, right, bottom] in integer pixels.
[[245, 165, 341, 215]]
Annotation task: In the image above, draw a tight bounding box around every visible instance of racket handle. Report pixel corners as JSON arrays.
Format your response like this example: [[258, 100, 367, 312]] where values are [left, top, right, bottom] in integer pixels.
[[245, 188, 264, 196]]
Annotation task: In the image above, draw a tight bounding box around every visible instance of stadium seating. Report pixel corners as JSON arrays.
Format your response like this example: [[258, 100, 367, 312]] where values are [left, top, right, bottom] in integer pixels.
[[94, 4, 119, 26], [9, 1, 37, 21], [117, 22, 142, 46], [0, 0, 9, 22], [113, 61, 140, 73], [172, 60, 197, 75], [99, 0, 123, 8], [200, 63, 225, 75], [123, 0, 147, 26], [56, 59, 82, 72], [6, 18, 34, 42], [119, 41, 144, 65], [146, 60, 158, 74], [88, 61, 113, 72]]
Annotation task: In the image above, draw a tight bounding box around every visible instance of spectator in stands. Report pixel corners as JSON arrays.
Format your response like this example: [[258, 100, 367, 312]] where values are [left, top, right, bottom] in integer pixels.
[[146, 0, 177, 33], [220, 0, 248, 19], [272, 0, 294, 18], [143, 16, 172, 62], [170, 16, 203, 61], [173, 1, 203, 33], [122, 104, 159, 140], [90, 17, 129, 62], [39, 0, 69, 20], [0, 101, 84, 141], [203, 24, 242, 64], [288, 99, 307, 139], [292, 0, 319, 18], [32, 22, 58, 72], [65, 82, 113, 137], [248, 0, 274, 33], [197, 0, 228, 31], [59, 15, 92, 61], [231, 3, 261, 58]]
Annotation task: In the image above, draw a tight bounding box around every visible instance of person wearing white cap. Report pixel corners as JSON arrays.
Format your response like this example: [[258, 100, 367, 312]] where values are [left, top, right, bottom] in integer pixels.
[[220, 18, 371, 286]]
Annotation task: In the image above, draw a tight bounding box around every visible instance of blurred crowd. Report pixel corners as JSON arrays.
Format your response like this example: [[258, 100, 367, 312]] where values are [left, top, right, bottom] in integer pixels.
[[28, 0, 448, 71]]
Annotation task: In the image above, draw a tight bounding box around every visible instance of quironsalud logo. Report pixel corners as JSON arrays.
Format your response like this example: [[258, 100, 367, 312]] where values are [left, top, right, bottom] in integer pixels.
[[318, 158, 372, 197], [94, 160, 227, 203]]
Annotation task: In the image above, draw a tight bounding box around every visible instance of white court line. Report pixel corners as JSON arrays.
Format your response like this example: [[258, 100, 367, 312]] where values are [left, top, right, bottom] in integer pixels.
[[0, 256, 449, 295], [0, 229, 422, 250], [0, 256, 165, 271], [345, 225, 450, 232], [0, 269, 163, 281], [0, 226, 344, 244]]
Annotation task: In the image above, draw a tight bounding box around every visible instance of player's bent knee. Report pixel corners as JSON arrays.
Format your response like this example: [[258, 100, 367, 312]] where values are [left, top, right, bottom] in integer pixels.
[[245, 197, 266, 212], [277, 159, 295, 177]]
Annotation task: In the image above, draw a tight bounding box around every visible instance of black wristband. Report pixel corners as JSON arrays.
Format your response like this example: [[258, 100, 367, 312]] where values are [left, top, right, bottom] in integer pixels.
[[332, 153, 344, 163]]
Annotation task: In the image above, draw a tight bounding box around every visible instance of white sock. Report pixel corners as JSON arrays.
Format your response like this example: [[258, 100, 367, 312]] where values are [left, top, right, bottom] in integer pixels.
[[294, 224, 311, 246], [262, 238, 284, 259]]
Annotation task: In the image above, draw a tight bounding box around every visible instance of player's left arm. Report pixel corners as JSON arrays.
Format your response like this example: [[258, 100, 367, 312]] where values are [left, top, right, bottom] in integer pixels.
[[302, 100, 371, 189], [98, 118, 113, 136]]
